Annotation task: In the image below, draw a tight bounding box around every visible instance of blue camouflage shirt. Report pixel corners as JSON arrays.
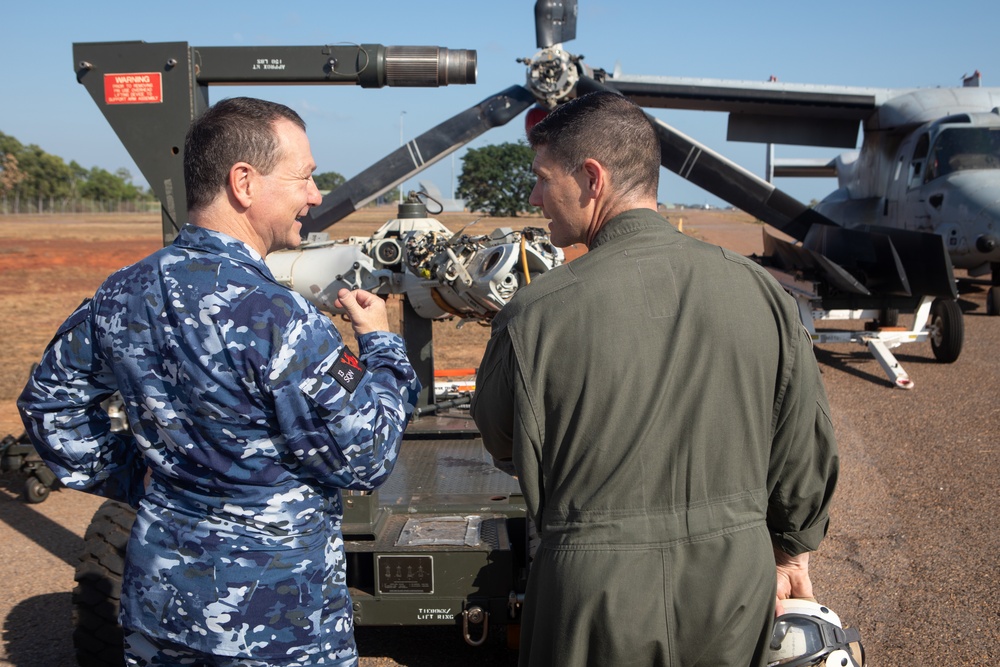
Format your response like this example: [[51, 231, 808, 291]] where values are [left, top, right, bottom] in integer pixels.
[[18, 225, 420, 663]]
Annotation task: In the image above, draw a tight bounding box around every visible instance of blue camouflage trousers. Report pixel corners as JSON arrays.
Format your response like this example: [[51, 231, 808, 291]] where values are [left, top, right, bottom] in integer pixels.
[[124, 631, 359, 667]]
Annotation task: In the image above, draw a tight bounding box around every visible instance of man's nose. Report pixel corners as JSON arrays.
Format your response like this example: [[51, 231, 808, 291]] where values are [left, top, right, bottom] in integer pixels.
[[528, 181, 541, 207], [307, 178, 323, 206]]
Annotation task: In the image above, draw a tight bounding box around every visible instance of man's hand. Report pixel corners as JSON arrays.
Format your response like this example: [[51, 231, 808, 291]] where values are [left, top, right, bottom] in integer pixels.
[[335, 288, 390, 336], [774, 549, 813, 616]]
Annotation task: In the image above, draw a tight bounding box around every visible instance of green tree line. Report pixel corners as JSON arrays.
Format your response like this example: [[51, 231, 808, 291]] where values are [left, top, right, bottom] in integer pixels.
[[0, 130, 154, 214], [1, 128, 539, 217]]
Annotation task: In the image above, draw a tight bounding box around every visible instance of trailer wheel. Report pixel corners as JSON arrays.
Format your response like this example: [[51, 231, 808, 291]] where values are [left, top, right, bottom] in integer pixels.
[[929, 298, 963, 363], [73, 500, 136, 667], [24, 477, 50, 504], [987, 286, 1000, 316]]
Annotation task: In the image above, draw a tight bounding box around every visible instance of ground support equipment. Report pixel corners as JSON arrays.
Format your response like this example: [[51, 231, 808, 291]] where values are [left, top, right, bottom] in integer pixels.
[[764, 267, 950, 390], [0, 431, 58, 503]]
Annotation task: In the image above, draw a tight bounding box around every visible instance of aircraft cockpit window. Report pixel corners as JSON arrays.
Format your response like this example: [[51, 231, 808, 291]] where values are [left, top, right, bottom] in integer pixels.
[[925, 128, 1000, 183], [909, 133, 930, 187]]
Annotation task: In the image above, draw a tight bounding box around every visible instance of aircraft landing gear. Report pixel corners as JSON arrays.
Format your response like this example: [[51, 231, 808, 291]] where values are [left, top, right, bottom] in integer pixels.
[[929, 298, 963, 362], [988, 264, 1000, 316], [987, 287, 1000, 316], [878, 307, 900, 328]]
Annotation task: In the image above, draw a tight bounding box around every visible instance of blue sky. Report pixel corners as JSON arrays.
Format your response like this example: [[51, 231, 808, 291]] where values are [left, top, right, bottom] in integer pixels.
[[1, 0, 997, 210]]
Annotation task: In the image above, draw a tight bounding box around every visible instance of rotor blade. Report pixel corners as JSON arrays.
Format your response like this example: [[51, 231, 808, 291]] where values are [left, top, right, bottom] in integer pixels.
[[649, 114, 834, 241], [575, 76, 834, 241], [535, 0, 578, 49], [301, 85, 536, 234]]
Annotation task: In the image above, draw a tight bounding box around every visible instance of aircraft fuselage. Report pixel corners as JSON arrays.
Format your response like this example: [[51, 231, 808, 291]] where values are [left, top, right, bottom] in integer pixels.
[[817, 112, 1000, 274]]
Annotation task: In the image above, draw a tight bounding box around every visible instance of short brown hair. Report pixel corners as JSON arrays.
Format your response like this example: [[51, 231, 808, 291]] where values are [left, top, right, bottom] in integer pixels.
[[528, 91, 660, 201], [184, 97, 306, 212]]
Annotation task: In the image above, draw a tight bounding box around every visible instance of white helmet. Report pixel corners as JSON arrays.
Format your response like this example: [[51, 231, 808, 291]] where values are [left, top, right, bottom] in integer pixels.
[[767, 599, 865, 667]]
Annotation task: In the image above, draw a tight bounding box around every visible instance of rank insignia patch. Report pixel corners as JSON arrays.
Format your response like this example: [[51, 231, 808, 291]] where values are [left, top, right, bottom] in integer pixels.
[[330, 347, 366, 393]]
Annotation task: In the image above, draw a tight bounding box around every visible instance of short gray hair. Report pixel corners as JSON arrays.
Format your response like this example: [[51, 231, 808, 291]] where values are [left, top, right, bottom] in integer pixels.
[[184, 97, 306, 212]]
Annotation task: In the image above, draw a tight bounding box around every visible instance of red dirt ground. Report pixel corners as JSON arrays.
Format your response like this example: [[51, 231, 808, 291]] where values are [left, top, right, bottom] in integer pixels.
[[0, 207, 742, 437]]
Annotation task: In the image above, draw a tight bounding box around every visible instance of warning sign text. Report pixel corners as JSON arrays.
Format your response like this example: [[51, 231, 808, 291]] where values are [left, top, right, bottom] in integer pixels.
[[104, 72, 163, 105]]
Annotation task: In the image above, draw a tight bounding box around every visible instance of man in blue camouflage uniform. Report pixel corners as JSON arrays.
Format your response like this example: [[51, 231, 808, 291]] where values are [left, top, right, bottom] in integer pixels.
[[18, 97, 420, 666]]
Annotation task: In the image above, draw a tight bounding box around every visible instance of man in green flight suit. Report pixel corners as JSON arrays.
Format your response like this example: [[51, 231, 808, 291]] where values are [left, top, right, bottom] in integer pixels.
[[471, 91, 839, 666]]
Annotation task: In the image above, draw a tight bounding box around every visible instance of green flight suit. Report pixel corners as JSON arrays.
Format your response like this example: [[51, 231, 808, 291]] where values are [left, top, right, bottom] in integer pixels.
[[471, 209, 838, 667]]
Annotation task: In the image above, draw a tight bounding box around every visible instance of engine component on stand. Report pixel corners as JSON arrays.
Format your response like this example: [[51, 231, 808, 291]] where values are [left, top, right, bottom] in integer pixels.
[[266, 192, 564, 324]]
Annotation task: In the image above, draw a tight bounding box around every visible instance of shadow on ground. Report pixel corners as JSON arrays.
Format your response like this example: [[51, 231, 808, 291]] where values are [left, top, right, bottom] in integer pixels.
[[3, 592, 76, 666], [0, 473, 82, 568]]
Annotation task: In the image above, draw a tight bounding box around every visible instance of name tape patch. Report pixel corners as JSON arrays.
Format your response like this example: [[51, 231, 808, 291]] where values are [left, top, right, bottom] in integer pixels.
[[330, 348, 366, 393]]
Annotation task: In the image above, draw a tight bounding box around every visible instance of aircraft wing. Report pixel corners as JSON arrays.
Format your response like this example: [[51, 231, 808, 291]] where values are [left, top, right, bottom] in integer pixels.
[[605, 74, 904, 148], [606, 74, 1000, 147], [604, 74, 899, 116]]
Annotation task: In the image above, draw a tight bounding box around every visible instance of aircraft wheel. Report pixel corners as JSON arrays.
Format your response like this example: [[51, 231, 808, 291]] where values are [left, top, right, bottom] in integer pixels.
[[929, 298, 963, 363], [987, 286, 1000, 316]]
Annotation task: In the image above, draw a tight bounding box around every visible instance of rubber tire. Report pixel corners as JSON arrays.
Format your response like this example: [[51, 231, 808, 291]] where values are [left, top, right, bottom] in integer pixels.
[[879, 308, 900, 328], [23, 477, 50, 504], [73, 499, 136, 667], [987, 286, 1000, 317], [929, 298, 963, 363]]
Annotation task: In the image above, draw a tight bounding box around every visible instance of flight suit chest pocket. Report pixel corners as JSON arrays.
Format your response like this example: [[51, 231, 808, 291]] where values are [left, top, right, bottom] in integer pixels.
[[636, 256, 678, 319]]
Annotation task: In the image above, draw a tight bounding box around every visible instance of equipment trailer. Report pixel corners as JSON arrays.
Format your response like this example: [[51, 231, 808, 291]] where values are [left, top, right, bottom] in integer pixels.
[[72, 402, 530, 664], [341, 411, 527, 645]]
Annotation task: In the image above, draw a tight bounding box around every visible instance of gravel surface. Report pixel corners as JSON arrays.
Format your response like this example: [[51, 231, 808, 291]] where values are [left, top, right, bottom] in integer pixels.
[[1, 211, 997, 665]]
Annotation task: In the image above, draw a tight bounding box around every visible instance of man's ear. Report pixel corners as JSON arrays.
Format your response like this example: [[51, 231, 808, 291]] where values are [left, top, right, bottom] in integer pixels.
[[229, 162, 254, 208], [581, 158, 605, 200]]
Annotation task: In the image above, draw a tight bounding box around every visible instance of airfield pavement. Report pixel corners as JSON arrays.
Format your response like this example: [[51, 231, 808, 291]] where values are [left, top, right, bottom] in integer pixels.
[[0, 208, 997, 665]]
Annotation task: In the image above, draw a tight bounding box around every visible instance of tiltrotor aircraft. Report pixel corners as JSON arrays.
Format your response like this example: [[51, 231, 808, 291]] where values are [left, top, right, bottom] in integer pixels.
[[70, 2, 983, 385], [302, 0, 1000, 363], [611, 68, 1000, 315]]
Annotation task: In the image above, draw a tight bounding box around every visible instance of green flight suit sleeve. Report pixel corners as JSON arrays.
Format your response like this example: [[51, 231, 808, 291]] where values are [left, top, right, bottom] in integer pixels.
[[471, 324, 517, 465], [767, 324, 840, 556]]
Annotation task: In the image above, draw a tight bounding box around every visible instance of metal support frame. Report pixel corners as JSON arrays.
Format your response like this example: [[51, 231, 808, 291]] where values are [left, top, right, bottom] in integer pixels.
[[402, 298, 435, 408], [72, 40, 476, 245], [73, 41, 207, 243]]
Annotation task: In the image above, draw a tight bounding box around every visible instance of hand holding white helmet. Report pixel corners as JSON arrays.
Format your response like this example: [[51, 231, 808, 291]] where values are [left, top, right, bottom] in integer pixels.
[[768, 599, 865, 667]]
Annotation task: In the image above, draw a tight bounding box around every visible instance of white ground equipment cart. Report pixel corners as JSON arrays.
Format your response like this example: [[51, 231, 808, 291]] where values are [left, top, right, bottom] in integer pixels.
[[759, 227, 963, 390]]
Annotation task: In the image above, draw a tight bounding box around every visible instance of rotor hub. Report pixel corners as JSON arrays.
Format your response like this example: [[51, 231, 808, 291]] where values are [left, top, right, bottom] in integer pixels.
[[525, 47, 579, 109]]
